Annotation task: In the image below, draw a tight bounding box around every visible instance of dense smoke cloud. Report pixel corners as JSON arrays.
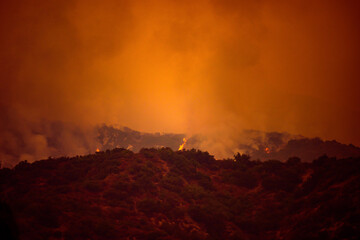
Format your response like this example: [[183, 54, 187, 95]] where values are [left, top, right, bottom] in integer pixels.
[[1, 0, 360, 165]]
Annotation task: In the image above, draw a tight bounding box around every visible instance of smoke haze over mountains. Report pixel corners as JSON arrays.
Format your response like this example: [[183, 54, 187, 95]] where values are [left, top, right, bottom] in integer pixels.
[[2, 122, 360, 168], [1, 0, 360, 166]]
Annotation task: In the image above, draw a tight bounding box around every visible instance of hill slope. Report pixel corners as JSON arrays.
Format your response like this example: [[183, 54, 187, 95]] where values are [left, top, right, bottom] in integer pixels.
[[1, 148, 359, 239]]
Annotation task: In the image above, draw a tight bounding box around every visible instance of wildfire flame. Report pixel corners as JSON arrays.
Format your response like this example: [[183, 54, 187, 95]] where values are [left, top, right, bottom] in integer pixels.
[[96, 148, 100, 152], [178, 138, 187, 151], [265, 147, 270, 154]]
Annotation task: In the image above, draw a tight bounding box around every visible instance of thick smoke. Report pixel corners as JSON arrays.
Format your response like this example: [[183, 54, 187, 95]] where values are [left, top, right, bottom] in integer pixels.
[[1, 0, 360, 166], [0, 105, 98, 167]]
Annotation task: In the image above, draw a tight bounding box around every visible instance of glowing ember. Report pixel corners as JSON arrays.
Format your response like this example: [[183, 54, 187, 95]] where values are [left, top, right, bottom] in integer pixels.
[[96, 148, 100, 152], [265, 147, 270, 154], [178, 138, 187, 151]]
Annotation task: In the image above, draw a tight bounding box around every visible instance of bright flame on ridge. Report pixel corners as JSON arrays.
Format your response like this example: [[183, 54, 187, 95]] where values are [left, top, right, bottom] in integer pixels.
[[178, 138, 187, 151]]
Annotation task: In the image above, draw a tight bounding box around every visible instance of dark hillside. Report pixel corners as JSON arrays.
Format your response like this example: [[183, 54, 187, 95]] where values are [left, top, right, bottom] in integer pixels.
[[0, 149, 359, 239]]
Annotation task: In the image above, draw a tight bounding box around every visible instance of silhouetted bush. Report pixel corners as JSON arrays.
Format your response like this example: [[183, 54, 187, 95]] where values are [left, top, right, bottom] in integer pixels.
[[139, 148, 158, 159], [188, 204, 226, 238], [137, 199, 162, 215], [234, 153, 250, 162], [180, 149, 217, 169], [262, 159, 284, 173], [0, 168, 12, 185], [218, 159, 237, 169], [181, 184, 207, 201], [286, 156, 301, 165], [0, 202, 18, 240], [222, 169, 258, 189], [235, 170, 258, 189], [196, 172, 214, 191], [169, 154, 198, 179], [262, 168, 301, 192], [158, 147, 175, 162], [103, 189, 129, 205], [14, 160, 30, 171], [111, 175, 131, 191], [160, 172, 184, 192], [160, 197, 185, 219], [84, 180, 104, 193], [109, 148, 134, 159]]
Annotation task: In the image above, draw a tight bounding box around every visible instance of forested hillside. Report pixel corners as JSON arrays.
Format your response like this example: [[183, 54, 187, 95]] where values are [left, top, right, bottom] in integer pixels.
[[1, 148, 359, 239]]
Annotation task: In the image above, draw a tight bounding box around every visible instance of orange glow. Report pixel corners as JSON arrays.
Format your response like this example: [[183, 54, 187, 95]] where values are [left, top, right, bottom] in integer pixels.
[[96, 148, 100, 153], [265, 147, 270, 154], [178, 138, 187, 151], [1, 0, 360, 164]]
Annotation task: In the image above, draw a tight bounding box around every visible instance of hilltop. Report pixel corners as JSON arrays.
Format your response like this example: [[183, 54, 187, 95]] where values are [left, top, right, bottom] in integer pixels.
[[3, 123, 360, 168], [97, 126, 360, 162], [0, 148, 359, 239]]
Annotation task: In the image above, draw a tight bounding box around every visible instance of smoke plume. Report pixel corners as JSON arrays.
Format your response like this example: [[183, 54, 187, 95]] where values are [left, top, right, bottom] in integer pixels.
[[1, 0, 360, 165]]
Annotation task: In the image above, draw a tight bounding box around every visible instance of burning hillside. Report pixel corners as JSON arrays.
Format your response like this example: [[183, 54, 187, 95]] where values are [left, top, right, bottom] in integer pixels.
[[96, 126, 360, 162], [2, 124, 360, 168], [1, 0, 360, 238]]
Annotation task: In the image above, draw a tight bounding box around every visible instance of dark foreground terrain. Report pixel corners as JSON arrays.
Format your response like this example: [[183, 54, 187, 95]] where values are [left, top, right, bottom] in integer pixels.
[[0, 148, 359, 239]]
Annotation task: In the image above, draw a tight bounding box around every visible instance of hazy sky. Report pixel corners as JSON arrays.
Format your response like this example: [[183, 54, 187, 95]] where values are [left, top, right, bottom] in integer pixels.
[[1, 0, 360, 162]]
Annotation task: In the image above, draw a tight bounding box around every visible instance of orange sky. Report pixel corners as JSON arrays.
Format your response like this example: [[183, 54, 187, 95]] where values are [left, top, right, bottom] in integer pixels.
[[1, 0, 360, 159]]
